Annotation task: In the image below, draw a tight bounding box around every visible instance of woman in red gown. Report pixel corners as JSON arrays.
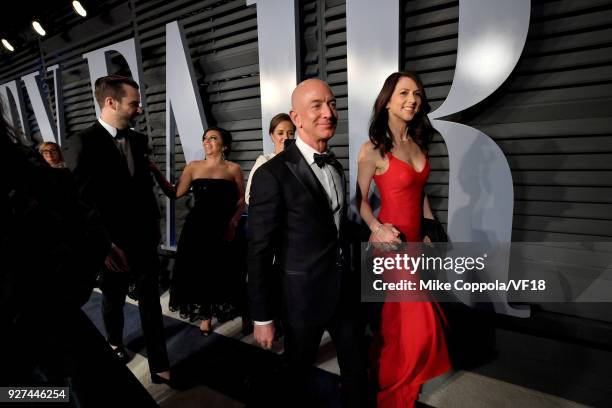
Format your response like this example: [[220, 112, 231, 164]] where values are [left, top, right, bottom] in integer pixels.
[[356, 71, 451, 407]]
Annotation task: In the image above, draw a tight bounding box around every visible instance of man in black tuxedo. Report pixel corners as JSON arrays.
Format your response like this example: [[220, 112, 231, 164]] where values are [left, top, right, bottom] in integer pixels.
[[64, 75, 171, 384], [248, 79, 367, 406]]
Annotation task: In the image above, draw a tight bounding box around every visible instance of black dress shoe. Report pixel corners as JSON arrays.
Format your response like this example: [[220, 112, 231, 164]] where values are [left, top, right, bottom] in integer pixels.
[[111, 346, 130, 364]]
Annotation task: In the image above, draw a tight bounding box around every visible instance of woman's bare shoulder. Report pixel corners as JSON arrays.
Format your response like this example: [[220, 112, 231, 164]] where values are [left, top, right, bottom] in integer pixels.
[[225, 160, 243, 173], [359, 140, 383, 161]]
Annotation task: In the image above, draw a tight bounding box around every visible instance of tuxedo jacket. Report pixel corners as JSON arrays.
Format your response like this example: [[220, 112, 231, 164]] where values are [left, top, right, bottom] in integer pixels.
[[247, 142, 353, 326], [64, 122, 160, 253]]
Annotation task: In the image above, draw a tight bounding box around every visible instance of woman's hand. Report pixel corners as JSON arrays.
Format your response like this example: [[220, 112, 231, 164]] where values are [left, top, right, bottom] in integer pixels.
[[370, 222, 401, 243], [369, 222, 401, 251]]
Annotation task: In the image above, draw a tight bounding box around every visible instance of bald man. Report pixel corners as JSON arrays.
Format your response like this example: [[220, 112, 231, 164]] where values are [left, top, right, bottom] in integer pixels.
[[248, 79, 367, 406]]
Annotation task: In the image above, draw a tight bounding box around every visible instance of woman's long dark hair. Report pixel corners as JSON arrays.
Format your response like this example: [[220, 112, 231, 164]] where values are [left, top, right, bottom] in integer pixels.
[[368, 71, 435, 156]]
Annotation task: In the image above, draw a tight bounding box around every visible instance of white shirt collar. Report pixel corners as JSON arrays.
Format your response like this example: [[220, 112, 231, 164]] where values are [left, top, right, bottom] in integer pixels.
[[98, 118, 118, 138], [295, 135, 325, 166]]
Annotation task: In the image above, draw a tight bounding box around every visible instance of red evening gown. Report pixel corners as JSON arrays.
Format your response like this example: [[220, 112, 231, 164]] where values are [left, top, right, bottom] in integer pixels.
[[372, 152, 451, 407]]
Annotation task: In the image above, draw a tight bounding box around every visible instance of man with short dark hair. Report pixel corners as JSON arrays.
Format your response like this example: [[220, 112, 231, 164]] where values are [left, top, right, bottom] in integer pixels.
[[248, 79, 367, 406], [64, 74, 171, 385]]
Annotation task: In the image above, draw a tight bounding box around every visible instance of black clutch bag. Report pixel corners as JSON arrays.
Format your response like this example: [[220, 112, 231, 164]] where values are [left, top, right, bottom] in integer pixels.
[[421, 218, 448, 242]]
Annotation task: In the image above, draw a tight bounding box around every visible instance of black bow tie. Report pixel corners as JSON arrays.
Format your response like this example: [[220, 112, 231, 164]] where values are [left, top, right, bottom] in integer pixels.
[[115, 128, 129, 140], [313, 151, 337, 168]]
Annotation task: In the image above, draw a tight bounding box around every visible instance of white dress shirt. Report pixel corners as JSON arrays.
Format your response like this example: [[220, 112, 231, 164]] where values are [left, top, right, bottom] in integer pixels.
[[295, 135, 343, 231]]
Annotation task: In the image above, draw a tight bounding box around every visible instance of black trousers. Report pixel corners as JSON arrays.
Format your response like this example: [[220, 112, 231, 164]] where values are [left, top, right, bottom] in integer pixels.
[[282, 309, 370, 408], [100, 244, 169, 374]]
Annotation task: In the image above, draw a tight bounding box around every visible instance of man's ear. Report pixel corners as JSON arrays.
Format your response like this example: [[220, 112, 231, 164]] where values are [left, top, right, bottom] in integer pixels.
[[289, 110, 301, 128], [105, 96, 115, 110]]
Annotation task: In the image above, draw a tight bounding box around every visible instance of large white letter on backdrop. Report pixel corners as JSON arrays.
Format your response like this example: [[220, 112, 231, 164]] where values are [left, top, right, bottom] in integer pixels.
[[430, 0, 530, 317], [247, 0, 299, 154], [47, 64, 66, 146], [83, 38, 147, 118], [0, 66, 65, 145], [346, 0, 400, 214], [164, 20, 209, 247], [0, 80, 29, 138], [21, 70, 59, 144]]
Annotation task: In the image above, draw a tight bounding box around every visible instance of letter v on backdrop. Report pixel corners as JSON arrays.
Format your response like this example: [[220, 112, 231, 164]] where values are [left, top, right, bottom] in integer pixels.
[[0, 66, 64, 145]]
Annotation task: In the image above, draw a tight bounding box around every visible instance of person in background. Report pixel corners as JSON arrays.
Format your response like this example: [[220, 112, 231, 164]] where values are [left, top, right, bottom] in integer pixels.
[[38, 141, 67, 168], [245, 113, 295, 205], [64, 74, 172, 386], [168, 127, 245, 336], [356, 71, 451, 407]]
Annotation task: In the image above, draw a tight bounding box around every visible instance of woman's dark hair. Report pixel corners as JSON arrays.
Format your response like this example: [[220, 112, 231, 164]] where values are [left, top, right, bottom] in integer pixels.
[[368, 71, 435, 155], [268, 113, 294, 135], [203, 126, 232, 155]]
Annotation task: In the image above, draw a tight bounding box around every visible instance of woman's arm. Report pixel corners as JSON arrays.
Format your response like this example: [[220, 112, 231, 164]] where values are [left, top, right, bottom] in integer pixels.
[[148, 159, 176, 198], [423, 194, 434, 220], [356, 142, 400, 243], [226, 162, 246, 241], [174, 163, 194, 198], [245, 155, 267, 205]]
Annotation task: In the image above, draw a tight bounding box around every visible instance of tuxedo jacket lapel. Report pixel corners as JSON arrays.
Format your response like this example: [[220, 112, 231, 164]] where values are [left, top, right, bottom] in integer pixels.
[[330, 159, 347, 218], [284, 143, 333, 217], [93, 122, 132, 178]]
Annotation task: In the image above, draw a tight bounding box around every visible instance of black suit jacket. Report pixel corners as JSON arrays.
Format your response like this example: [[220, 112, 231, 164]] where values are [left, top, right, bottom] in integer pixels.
[[247, 142, 352, 326], [64, 122, 160, 253]]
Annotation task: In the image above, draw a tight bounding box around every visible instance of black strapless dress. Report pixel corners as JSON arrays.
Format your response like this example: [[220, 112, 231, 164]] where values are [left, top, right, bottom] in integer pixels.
[[169, 178, 240, 322]]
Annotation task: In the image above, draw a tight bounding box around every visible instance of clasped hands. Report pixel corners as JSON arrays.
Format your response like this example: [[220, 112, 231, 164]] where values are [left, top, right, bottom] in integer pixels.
[[369, 222, 401, 251], [369, 222, 432, 251]]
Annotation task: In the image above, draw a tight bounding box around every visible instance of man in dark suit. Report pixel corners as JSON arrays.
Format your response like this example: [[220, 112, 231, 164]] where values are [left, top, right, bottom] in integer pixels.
[[64, 75, 171, 384], [248, 79, 367, 406]]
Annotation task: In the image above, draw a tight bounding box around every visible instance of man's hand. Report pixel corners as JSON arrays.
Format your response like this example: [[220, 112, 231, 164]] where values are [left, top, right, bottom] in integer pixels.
[[254, 322, 275, 350], [104, 244, 130, 272]]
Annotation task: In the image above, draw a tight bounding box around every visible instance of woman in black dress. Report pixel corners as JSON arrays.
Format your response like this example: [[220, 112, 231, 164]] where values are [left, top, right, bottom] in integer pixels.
[[169, 127, 245, 335]]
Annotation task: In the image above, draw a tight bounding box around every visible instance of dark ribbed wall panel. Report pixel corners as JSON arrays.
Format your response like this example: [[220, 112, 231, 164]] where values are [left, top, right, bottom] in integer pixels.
[[132, 0, 261, 175], [300, 0, 349, 174], [474, 0, 612, 244], [403, 0, 612, 239]]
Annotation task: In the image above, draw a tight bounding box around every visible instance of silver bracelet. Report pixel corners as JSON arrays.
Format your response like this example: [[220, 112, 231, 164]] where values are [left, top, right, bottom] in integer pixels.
[[373, 223, 384, 235]]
